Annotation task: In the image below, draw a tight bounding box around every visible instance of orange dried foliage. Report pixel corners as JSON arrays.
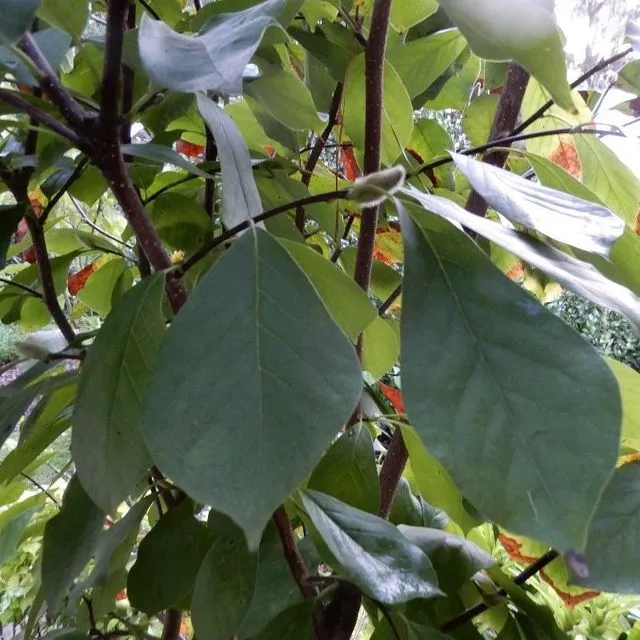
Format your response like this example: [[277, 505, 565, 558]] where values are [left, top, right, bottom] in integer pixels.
[[373, 227, 403, 266], [506, 261, 525, 281], [498, 534, 599, 608], [377, 382, 404, 414], [340, 145, 361, 181], [548, 139, 581, 179], [115, 590, 127, 601], [68, 260, 100, 296], [176, 139, 205, 158], [264, 145, 276, 158]]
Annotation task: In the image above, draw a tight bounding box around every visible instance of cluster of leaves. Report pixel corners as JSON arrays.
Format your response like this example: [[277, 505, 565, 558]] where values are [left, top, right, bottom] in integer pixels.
[[0, 1, 640, 640]]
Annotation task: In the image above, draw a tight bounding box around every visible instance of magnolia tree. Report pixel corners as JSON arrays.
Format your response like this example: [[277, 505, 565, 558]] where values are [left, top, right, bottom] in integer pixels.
[[1, 0, 640, 639]]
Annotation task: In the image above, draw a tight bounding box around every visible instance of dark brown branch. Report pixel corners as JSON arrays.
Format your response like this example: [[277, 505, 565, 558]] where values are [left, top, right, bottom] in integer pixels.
[[296, 82, 344, 231], [160, 610, 181, 640], [19, 33, 89, 131], [512, 47, 633, 136], [179, 188, 350, 274], [0, 89, 85, 148], [465, 63, 530, 218], [273, 506, 316, 598], [101, 0, 128, 131], [121, 3, 136, 147], [440, 550, 559, 633], [378, 428, 408, 519]]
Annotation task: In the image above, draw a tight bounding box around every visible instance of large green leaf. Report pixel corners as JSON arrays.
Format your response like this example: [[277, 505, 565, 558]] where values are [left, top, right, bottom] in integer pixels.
[[388, 29, 466, 100], [138, 0, 284, 94], [577, 461, 640, 592], [301, 490, 442, 604], [37, 0, 88, 40], [0, 494, 44, 566], [390, 0, 438, 31], [451, 153, 624, 256], [41, 476, 105, 613], [399, 188, 640, 329], [76, 258, 133, 317], [399, 206, 621, 552], [362, 316, 399, 379], [605, 358, 640, 452], [252, 601, 316, 640], [398, 525, 494, 594], [435, 0, 575, 112], [196, 94, 263, 229], [141, 227, 362, 550], [192, 516, 258, 640], [245, 69, 322, 131], [574, 134, 640, 227], [279, 239, 377, 341], [127, 500, 212, 614], [308, 425, 379, 514], [342, 55, 413, 165], [0, 0, 41, 44], [72, 276, 164, 514]]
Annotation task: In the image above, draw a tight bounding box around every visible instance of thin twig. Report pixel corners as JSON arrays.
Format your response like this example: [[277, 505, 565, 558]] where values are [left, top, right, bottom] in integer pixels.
[[0, 277, 43, 298], [142, 175, 198, 206], [20, 472, 60, 506], [179, 188, 350, 274], [440, 550, 559, 633], [69, 195, 127, 247], [511, 47, 633, 136], [137, 0, 161, 20], [378, 284, 401, 317], [296, 82, 344, 231], [40, 157, 89, 225]]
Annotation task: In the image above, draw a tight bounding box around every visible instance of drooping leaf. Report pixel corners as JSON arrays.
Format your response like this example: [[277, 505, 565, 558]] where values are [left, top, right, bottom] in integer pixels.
[[435, 0, 575, 112], [308, 425, 379, 514], [252, 601, 316, 640], [192, 516, 258, 640], [301, 490, 442, 604], [279, 239, 377, 341], [400, 188, 640, 330], [138, 0, 284, 94], [389, 476, 449, 530], [41, 476, 105, 613], [72, 275, 165, 514], [141, 227, 362, 550], [399, 525, 495, 594], [121, 143, 212, 178], [196, 94, 263, 229], [398, 203, 621, 552], [342, 54, 413, 165], [578, 462, 640, 592], [451, 153, 624, 256], [0, 0, 41, 44], [37, 0, 88, 40], [127, 500, 212, 614], [238, 520, 302, 637]]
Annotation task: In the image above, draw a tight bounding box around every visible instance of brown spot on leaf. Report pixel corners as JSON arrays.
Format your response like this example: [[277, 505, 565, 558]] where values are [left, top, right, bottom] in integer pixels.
[[548, 139, 581, 179], [377, 382, 404, 414]]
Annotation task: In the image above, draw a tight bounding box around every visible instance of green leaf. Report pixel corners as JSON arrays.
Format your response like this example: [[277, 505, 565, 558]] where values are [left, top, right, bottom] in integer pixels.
[[121, 143, 212, 179], [127, 500, 212, 614], [0, 29, 70, 86], [451, 152, 625, 256], [0, 0, 41, 44], [435, 0, 575, 112], [37, 0, 88, 40], [343, 54, 413, 165], [192, 516, 258, 640], [76, 259, 133, 317], [279, 239, 377, 341], [301, 490, 442, 604], [308, 425, 379, 513], [390, 0, 438, 31], [388, 29, 467, 100], [141, 227, 362, 550], [462, 94, 499, 146], [150, 192, 211, 252], [574, 134, 640, 227], [238, 520, 303, 637], [400, 188, 640, 330], [605, 358, 640, 452], [398, 526, 494, 594], [0, 204, 26, 270], [41, 475, 105, 613], [0, 494, 44, 565], [389, 476, 449, 529], [138, 0, 284, 94], [252, 600, 316, 640], [406, 621, 456, 640], [196, 94, 263, 228], [399, 205, 621, 552], [408, 119, 454, 188], [576, 462, 640, 592], [72, 275, 165, 514], [245, 69, 322, 131], [362, 316, 399, 379]]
